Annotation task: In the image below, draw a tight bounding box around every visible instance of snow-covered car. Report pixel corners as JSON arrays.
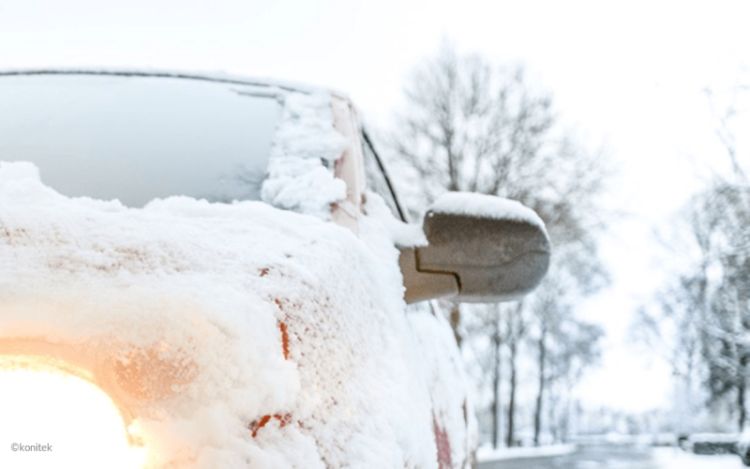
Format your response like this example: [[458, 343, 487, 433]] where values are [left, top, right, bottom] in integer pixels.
[[0, 70, 550, 469]]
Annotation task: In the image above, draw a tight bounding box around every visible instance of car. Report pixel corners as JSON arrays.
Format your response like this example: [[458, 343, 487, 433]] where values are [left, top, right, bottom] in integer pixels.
[[686, 433, 738, 456], [0, 69, 551, 469]]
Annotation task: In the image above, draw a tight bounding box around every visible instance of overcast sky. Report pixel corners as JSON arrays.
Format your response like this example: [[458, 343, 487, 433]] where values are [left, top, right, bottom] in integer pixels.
[[2, 0, 749, 412]]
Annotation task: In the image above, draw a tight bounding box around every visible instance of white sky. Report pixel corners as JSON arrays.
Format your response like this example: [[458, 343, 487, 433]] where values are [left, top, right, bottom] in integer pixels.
[[2, 0, 749, 413]]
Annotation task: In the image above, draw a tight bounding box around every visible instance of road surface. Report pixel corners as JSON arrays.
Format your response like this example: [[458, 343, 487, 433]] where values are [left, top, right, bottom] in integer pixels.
[[476, 444, 743, 469]]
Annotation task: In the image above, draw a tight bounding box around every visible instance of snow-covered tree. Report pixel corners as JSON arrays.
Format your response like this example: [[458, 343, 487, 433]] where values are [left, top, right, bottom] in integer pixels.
[[639, 84, 750, 432], [388, 43, 609, 447]]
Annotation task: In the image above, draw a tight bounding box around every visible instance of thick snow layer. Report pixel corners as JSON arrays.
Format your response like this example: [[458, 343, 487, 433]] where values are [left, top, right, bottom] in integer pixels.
[[363, 191, 427, 247], [430, 192, 545, 230], [404, 303, 477, 468], [0, 162, 469, 468], [476, 444, 576, 462], [260, 92, 348, 219]]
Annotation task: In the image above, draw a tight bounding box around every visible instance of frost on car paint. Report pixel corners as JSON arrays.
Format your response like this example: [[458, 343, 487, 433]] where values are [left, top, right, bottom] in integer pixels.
[[0, 160, 473, 468]]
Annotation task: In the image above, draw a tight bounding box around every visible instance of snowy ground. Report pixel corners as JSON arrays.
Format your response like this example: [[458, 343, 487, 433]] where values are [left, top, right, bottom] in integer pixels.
[[652, 447, 743, 469], [476, 444, 744, 469], [477, 444, 575, 462]]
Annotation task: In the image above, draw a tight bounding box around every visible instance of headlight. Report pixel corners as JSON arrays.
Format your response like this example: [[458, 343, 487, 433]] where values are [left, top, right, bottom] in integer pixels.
[[0, 356, 146, 469]]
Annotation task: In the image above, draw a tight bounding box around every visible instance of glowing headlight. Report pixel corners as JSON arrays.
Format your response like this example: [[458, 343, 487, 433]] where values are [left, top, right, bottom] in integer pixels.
[[0, 359, 145, 469]]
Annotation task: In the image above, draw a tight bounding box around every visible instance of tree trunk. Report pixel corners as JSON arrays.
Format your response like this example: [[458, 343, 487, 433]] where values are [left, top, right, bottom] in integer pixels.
[[533, 327, 548, 446], [739, 355, 748, 431], [506, 340, 518, 448], [449, 303, 462, 348], [491, 315, 502, 448]]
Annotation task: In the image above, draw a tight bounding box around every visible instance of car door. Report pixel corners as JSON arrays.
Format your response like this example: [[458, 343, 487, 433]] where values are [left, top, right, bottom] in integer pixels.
[[360, 132, 477, 469]]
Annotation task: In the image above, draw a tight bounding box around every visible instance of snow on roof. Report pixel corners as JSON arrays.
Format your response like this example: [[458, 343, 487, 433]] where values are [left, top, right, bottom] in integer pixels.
[[430, 191, 546, 230]]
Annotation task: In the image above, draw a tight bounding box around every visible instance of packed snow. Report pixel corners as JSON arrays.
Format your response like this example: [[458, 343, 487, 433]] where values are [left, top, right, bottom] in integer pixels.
[[0, 155, 472, 468], [429, 192, 546, 230]]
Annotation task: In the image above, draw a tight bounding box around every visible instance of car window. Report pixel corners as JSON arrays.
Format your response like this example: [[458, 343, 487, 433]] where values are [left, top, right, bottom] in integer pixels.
[[362, 133, 406, 221], [0, 74, 282, 206]]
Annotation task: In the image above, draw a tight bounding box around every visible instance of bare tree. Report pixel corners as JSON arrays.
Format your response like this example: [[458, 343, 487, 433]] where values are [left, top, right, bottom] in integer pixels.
[[504, 302, 527, 447], [489, 306, 504, 448], [701, 184, 750, 430], [529, 250, 605, 446], [640, 180, 750, 431], [390, 43, 609, 447], [391, 42, 607, 326]]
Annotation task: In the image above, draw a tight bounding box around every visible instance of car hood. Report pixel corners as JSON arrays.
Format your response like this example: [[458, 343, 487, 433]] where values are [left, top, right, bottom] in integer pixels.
[[0, 162, 442, 468]]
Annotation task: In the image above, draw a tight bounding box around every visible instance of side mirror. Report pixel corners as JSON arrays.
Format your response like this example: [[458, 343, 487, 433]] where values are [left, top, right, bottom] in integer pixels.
[[400, 192, 551, 303]]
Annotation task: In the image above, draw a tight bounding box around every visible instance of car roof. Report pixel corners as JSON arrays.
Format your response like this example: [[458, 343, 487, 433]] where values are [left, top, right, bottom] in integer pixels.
[[0, 68, 347, 99]]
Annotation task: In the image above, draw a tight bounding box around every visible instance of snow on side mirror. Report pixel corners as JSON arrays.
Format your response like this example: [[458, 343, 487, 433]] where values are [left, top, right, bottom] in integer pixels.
[[400, 192, 551, 303]]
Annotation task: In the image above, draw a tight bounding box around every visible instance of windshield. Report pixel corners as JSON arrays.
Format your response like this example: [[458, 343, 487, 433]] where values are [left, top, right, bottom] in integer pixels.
[[0, 74, 281, 206]]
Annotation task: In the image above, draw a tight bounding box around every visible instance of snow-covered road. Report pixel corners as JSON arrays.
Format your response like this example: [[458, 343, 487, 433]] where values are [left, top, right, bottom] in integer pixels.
[[476, 444, 743, 469]]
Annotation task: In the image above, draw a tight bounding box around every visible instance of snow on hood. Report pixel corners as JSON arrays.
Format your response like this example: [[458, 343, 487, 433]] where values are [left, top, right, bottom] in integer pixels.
[[0, 162, 445, 468]]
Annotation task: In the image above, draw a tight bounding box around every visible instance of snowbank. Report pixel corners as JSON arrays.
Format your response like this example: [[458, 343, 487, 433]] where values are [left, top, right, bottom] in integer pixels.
[[476, 443, 576, 462], [0, 160, 470, 468]]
